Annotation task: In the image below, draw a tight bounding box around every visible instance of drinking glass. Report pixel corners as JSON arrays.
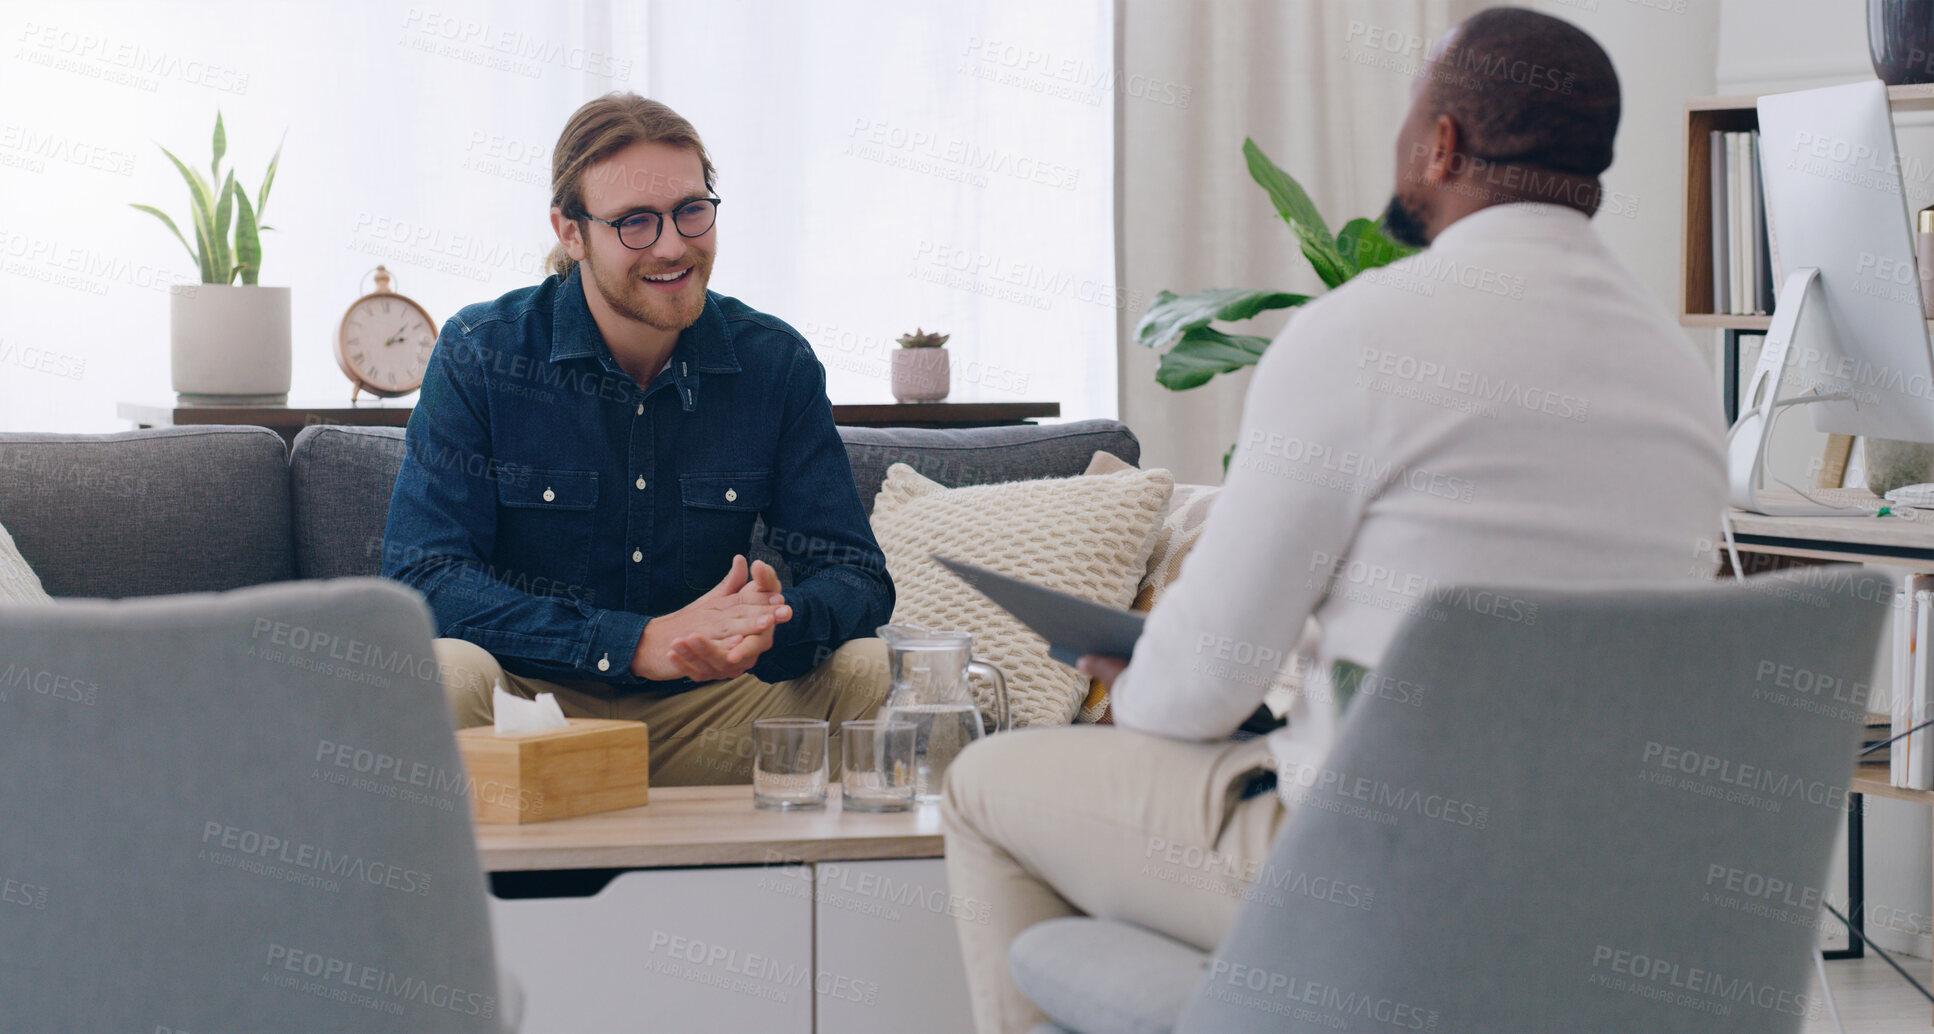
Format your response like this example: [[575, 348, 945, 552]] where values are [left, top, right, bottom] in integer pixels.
[[841, 719, 917, 812], [753, 717, 829, 810]]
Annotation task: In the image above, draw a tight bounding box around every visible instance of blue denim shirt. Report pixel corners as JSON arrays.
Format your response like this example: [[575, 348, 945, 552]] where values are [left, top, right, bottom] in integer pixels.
[[381, 265, 894, 690]]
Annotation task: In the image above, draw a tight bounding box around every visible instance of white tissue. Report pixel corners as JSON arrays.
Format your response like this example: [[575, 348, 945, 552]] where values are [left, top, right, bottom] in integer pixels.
[[493, 680, 570, 734]]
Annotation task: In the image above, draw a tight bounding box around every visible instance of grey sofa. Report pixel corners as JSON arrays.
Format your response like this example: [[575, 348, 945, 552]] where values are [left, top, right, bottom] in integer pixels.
[[0, 418, 1140, 599], [0, 417, 1139, 1029]]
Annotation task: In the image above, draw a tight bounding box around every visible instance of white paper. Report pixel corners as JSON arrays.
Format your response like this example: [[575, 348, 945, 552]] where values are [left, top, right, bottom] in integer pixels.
[[1894, 588, 1912, 787], [1916, 590, 1934, 791], [493, 679, 570, 735]]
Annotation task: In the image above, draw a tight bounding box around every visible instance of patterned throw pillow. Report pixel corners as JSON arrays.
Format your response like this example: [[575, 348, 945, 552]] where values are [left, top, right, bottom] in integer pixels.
[[1078, 452, 1220, 721], [1083, 452, 1220, 611], [0, 519, 52, 604], [869, 462, 1173, 727]]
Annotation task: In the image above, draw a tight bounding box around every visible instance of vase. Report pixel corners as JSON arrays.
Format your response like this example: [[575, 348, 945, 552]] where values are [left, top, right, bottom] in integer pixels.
[[1864, 436, 1934, 495], [891, 348, 950, 403], [170, 283, 292, 405], [1869, 0, 1934, 84]]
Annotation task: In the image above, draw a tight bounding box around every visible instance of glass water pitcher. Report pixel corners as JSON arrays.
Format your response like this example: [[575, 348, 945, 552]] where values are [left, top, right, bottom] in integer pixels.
[[875, 625, 1010, 803]]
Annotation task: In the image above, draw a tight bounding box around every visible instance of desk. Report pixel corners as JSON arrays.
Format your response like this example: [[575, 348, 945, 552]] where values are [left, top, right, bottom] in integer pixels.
[[473, 785, 967, 1034], [1728, 492, 1934, 1020], [1727, 488, 1934, 567]]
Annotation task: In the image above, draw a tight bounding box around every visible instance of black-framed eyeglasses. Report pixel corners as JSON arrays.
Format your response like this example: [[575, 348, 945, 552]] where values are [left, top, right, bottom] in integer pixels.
[[574, 198, 721, 250]]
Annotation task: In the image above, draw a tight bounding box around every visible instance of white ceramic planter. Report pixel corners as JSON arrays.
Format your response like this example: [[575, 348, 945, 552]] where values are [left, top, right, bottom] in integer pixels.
[[891, 348, 950, 403], [170, 283, 292, 404]]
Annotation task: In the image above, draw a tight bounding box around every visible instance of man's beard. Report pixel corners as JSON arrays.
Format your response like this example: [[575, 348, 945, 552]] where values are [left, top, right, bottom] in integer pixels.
[[1381, 192, 1431, 249], [583, 246, 712, 332]]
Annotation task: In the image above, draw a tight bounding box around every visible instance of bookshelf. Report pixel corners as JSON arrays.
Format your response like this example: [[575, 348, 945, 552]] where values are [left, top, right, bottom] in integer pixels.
[[1855, 765, 1934, 806], [1724, 494, 1934, 996], [1679, 84, 1934, 421]]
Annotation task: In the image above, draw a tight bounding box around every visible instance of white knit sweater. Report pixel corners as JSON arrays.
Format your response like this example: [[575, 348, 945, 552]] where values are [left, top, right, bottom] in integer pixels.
[[1109, 203, 1729, 788]]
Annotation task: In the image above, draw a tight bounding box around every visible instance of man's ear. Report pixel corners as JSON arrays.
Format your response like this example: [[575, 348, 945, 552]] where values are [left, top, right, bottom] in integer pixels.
[[549, 206, 586, 262], [1423, 114, 1461, 186]]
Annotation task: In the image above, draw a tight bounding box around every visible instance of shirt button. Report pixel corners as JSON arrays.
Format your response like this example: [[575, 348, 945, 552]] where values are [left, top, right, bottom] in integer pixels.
[[636, 476, 647, 490], [724, 488, 738, 502], [632, 549, 643, 563], [597, 654, 611, 672], [635, 403, 644, 416], [542, 487, 555, 502]]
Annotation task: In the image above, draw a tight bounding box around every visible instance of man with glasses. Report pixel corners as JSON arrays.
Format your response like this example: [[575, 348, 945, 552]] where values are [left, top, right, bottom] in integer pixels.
[[382, 94, 895, 786]]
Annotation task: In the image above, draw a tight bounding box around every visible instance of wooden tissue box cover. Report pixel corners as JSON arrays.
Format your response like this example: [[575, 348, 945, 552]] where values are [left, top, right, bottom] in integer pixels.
[[455, 718, 650, 824]]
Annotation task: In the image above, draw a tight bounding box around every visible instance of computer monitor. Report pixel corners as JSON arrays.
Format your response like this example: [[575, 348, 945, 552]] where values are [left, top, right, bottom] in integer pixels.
[[1732, 79, 1934, 515]]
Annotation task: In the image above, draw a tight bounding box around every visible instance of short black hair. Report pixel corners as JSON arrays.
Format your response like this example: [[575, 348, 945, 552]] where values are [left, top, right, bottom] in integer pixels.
[[1425, 7, 1620, 177]]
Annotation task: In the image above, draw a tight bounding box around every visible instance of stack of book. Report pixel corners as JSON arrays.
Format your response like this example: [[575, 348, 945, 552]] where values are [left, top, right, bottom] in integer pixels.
[[1710, 129, 1776, 316], [1864, 715, 1893, 766], [1891, 576, 1934, 789]]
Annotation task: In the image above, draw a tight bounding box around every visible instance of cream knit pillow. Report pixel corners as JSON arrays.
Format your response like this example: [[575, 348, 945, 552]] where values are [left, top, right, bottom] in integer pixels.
[[0, 519, 53, 604], [870, 462, 1174, 727]]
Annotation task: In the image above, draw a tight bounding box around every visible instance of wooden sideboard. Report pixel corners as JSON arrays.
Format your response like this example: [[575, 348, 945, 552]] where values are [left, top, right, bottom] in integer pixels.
[[119, 399, 1061, 447]]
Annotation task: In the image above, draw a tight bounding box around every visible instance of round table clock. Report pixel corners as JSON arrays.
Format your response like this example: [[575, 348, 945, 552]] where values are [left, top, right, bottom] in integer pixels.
[[336, 265, 435, 400]]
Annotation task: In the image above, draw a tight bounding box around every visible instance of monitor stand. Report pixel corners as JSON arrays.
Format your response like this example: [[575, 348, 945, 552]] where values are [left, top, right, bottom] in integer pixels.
[[1726, 267, 1867, 517]]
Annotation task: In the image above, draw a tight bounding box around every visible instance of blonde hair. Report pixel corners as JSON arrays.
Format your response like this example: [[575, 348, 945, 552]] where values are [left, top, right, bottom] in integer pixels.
[[547, 93, 715, 278]]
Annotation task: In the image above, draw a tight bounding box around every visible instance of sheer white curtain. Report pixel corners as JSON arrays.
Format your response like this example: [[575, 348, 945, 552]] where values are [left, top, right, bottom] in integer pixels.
[[646, 1, 1115, 413], [0, 0, 1114, 431]]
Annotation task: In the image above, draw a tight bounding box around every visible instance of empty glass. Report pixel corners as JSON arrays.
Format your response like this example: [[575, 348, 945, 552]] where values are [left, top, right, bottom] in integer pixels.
[[752, 717, 829, 810], [841, 719, 917, 812]]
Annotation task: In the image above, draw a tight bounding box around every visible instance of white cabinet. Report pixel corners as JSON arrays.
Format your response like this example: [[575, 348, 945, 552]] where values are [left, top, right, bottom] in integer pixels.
[[491, 867, 813, 1034], [814, 858, 976, 1034], [489, 859, 974, 1034]]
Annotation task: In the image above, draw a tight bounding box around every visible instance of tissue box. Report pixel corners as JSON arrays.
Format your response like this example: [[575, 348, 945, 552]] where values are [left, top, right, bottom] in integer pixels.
[[454, 719, 650, 824]]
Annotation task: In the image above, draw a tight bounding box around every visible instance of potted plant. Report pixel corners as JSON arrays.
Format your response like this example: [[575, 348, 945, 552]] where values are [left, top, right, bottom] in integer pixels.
[[1135, 138, 1415, 466], [132, 112, 287, 404], [892, 327, 950, 403]]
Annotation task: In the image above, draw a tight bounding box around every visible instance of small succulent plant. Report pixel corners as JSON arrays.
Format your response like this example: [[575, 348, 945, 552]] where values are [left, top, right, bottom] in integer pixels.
[[896, 328, 950, 349]]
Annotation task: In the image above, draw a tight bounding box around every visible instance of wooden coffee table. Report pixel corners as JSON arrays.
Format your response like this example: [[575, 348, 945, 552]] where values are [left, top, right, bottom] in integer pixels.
[[474, 782, 943, 871]]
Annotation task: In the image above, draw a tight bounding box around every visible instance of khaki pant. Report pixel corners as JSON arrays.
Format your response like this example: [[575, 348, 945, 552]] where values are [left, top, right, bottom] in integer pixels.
[[940, 725, 1285, 1034], [432, 637, 891, 787]]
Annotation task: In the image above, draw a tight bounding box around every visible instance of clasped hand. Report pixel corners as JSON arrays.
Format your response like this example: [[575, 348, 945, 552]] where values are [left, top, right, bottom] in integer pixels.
[[630, 555, 792, 681]]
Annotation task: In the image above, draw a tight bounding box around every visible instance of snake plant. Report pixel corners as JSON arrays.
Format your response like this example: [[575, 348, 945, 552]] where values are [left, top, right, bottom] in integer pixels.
[[130, 111, 284, 285]]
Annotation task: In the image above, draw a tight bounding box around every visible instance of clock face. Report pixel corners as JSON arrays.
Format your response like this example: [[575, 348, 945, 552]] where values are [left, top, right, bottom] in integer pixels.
[[340, 295, 434, 395]]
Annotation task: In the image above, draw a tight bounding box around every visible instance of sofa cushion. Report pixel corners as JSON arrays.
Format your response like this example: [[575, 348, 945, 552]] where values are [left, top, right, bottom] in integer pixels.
[[1009, 918, 1207, 1034], [290, 425, 408, 580], [841, 420, 1141, 516], [294, 420, 1145, 581], [0, 426, 293, 598]]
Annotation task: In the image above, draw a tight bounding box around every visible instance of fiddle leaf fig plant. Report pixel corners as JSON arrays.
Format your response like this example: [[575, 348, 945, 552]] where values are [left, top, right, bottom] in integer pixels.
[[130, 111, 284, 285], [1135, 137, 1417, 391]]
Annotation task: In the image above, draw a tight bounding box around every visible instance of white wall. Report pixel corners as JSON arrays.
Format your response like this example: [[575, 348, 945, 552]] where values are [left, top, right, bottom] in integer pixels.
[[1715, 0, 1934, 962], [1528, 0, 1720, 361]]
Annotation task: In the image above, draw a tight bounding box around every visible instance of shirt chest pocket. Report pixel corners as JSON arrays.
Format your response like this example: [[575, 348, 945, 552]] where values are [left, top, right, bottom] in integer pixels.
[[680, 471, 772, 590], [497, 468, 598, 592]]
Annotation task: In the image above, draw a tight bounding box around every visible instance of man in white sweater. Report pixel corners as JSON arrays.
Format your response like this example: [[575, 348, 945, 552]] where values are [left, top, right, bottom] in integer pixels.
[[940, 9, 1728, 1033]]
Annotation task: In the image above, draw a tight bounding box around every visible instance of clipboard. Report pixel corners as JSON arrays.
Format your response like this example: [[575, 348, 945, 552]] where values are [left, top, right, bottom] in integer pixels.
[[931, 554, 1143, 666]]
